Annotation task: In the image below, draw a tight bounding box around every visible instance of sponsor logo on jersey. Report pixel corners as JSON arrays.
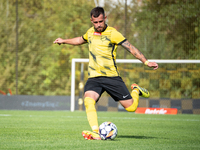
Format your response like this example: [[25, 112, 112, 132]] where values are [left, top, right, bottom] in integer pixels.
[[93, 32, 102, 36]]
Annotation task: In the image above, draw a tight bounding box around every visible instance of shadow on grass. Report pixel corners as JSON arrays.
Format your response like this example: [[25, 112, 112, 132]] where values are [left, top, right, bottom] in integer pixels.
[[117, 135, 157, 139]]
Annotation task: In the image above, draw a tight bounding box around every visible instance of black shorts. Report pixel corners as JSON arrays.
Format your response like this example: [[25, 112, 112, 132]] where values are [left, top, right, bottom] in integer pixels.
[[84, 76, 132, 101]]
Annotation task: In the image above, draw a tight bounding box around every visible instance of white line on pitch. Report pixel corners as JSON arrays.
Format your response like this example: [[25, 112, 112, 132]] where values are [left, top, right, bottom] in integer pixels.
[[1, 114, 199, 122]]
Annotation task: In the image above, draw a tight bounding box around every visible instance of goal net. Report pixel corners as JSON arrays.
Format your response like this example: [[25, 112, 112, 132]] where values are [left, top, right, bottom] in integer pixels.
[[71, 59, 200, 114]]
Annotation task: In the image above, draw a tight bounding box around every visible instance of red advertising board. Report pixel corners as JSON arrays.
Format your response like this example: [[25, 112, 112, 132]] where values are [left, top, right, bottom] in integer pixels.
[[135, 107, 178, 115]]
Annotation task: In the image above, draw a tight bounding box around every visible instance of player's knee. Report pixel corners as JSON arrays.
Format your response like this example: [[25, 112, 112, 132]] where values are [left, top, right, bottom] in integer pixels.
[[125, 103, 137, 112], [84, 97, 95, 108]]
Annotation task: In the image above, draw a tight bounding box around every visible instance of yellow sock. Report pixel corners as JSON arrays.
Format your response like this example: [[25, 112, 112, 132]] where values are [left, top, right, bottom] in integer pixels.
[[84, 97, 99, 133], [125, 89, 139, 112]]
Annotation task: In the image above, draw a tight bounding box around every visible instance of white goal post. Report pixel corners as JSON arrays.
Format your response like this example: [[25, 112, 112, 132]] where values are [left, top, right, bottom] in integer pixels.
[[70, 59, 200, 112]]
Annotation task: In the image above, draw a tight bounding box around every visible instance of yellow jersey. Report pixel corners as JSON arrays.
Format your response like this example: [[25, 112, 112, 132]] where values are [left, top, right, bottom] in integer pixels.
[[82, 25, 126, 78]]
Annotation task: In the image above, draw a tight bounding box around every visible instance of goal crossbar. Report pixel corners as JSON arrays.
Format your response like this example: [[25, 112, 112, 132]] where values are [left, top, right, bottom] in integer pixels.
[[70, 58, 200, 112]]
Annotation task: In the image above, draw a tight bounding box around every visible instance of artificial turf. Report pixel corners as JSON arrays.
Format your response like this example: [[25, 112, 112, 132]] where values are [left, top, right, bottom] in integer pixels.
[[0, 110, 200, 150]]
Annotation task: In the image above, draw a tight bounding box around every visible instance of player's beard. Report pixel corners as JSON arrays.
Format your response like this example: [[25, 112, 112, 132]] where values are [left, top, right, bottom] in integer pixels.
[[95, 24, 106, 32], [95, 27, 102, 32]]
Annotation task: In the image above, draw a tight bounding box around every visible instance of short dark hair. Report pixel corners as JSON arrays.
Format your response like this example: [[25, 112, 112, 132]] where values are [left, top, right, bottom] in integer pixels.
[[90, 7, 105, 18]]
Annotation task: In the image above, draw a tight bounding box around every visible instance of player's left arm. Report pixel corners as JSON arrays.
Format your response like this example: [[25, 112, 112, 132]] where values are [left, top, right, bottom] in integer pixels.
[[121, 40, 158, 70]]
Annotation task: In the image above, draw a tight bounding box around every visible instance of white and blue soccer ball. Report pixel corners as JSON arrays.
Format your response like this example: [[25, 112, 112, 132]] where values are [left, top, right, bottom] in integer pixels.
[[99, 122, 118, 140]]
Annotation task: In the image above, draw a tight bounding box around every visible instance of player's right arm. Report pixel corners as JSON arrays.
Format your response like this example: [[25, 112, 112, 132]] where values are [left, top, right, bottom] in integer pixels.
[[53, 36, 86, 45]]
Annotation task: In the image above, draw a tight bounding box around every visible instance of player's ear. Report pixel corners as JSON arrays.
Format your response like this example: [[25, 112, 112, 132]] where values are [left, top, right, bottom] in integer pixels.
[[90, 18, 93, 23]]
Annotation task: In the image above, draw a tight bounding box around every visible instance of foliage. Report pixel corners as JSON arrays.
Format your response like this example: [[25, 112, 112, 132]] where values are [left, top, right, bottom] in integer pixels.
[[0, 0, 199, 95], [134, 0, 200, 59], [0, 0, 93, 95]]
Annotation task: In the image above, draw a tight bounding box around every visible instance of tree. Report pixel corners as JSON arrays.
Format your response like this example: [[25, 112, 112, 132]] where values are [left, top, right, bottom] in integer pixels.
[[1, 0, 199, 96], [0, 0, 94, 95], [134, 0, 200, 59]]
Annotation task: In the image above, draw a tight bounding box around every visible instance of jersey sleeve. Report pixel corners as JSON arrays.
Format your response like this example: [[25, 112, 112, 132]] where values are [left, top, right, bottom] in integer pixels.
[[82, 30, 89, 42], [111, 29, 126, 45]]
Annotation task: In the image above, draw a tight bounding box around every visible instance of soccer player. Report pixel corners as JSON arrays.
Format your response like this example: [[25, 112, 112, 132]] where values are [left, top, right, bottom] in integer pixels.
[[54, 6, 158, 140]]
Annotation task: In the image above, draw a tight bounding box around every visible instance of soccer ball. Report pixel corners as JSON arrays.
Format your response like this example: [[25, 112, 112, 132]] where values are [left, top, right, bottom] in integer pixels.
[[99, 122, 118, 140]]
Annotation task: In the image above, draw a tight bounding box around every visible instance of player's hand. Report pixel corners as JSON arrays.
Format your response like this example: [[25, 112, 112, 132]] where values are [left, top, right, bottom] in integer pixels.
[[53, 38, 64, 45], [147, 62, 158, 70]]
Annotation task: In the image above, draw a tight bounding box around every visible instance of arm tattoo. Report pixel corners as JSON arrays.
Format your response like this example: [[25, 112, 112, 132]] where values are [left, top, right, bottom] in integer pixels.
[[121, 41, 131, 53], [121, 40, 146, 62]]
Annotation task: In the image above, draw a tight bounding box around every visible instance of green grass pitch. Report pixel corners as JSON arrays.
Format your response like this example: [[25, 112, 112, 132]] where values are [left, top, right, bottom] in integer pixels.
[[0, 110, 200, 150]]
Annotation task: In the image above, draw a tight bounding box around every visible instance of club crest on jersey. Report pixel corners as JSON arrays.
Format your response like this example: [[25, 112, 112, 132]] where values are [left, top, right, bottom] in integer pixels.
[[93, 32, 102, 36]]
